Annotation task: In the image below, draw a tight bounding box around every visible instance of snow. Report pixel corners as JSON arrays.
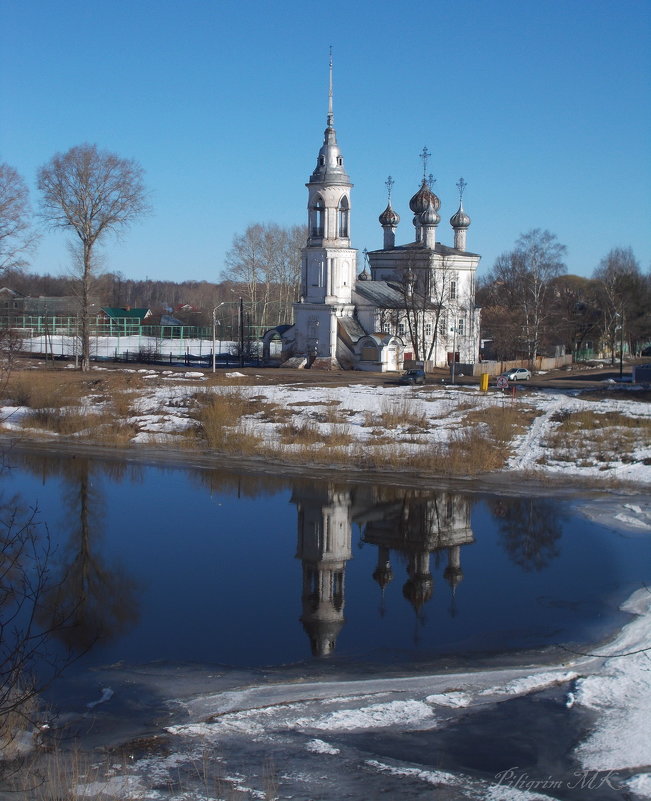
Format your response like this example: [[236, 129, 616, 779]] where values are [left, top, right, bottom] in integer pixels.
[[3, 372, 650, 486], [155, 586, 650, 797], [33, 566, 650, 800], [572, 588, 651, 770], [86, 687, 114, 709], [294, 699, 435, 731], [627, 774, 651, 798], [306, 738, 340, 755]]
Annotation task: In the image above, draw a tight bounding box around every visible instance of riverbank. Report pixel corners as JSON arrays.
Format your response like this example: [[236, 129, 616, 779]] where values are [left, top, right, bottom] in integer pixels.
[[1, 363, 650, 490]]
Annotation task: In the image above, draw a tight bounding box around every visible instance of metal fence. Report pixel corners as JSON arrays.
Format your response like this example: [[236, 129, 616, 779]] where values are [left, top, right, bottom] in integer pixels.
[[0, 315, 236, 362]]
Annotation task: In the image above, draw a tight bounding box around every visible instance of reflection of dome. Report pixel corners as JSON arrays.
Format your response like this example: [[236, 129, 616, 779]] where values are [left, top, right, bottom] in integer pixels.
[[379, 203, 400, 227], [402, 575, 433, 610], [450, 203, 471, 229], [443, 564, 463, 590], [301, 619, 345, 657], [409, 180, 440, 214], [373, 563, 393, 589]]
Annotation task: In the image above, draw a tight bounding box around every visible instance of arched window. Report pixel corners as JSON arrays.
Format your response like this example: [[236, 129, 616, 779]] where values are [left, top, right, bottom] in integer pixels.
[[337, 196, 349, 238], [311, 196, 325, 237]]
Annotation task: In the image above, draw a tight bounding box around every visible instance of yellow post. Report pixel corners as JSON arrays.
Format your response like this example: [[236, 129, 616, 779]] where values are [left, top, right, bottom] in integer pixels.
[[480, 373, 489, 392]]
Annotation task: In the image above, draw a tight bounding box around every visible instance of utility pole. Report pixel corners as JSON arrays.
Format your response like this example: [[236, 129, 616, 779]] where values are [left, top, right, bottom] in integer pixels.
[[212, 302, 224, 373], [239, 296, 244, 368]]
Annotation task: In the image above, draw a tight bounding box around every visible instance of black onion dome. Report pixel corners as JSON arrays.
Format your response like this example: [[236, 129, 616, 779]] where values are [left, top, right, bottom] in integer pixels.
[[409, 180, 441, 214], [379, 202, 400, 227]]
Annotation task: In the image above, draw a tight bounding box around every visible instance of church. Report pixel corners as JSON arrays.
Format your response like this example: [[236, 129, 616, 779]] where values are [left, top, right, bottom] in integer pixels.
[[268, 60, 481, 372]]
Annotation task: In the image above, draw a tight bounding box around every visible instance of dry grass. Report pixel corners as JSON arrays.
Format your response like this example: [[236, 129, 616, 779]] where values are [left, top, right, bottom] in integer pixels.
[[278, 419, 323, 446], [194, 390, 263, 454], [542, 409, 651, 466], [364, 398, 430, 431], [461, 403, 542, 445], [5, 744, 282, 801], [26, 408, 96, 435], [6, 371, 85, 409]]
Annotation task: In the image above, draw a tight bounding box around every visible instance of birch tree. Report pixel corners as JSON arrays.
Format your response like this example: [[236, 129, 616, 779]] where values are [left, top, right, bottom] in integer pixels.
[[0, 162, 36, 272], [486, 229, 566, 362]]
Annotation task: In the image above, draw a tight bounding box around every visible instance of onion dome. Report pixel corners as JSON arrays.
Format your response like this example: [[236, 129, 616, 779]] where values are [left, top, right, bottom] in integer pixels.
[[409, 179, 441, 214], [379, 202, 400, 227], [420, 198, 440, 227], [358, 264, 370, 281], [450, 202, 471, 229]]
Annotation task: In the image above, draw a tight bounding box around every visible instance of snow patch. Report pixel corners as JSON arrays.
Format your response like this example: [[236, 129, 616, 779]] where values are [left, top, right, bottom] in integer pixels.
[[627, 773, 651, 798], [481, 671, 578, 698], [296, 699, 435, 731], [425, 691, 472, 707], [86, 687, 113, 709], [573, 588, 651, 770], [76, 775, 147, 798], [306, 738, 340, 755]]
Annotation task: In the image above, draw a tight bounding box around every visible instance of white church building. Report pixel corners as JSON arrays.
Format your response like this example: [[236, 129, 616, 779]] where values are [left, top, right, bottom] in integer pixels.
[[268, 60, 481, 372]]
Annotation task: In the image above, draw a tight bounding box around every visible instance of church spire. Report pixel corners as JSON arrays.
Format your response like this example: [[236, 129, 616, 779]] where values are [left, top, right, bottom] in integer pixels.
[[308, 50, 351, 187]]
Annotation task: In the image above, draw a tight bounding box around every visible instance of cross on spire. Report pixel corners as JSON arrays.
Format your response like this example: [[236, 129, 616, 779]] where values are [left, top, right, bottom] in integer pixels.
[[327, 46, 334, 127], [385, 175, 394, 202], [419, 146, 431, 181], [427, 173, 436, 190], [456, 177, 467, 201]]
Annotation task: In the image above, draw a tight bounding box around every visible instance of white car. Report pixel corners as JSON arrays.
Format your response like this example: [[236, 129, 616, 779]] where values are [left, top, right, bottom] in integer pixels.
[[501, 367, 532, 381]]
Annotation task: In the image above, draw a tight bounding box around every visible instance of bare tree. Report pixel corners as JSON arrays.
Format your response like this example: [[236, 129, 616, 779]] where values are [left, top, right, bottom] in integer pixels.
[[223, 223, 305, 330], [0, 163, 37, 273], [394, 256, 457, 365], [485, 229, 567, 362], [548, 274, 602, 358], [593, 247, 648, 359], [37, 144, 149, 371]]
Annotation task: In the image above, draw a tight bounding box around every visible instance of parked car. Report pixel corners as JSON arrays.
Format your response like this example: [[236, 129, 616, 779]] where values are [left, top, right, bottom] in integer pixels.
[[399, 368, 426, 385], [500, 367, 532, 381]]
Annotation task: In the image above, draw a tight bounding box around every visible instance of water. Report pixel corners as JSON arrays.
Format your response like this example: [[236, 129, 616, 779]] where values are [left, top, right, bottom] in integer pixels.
[[2, 448, 649, 678]]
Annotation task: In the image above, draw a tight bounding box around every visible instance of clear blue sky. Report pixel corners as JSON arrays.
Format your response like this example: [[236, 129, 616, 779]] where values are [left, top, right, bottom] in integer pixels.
[[1, 0, 650, 283]]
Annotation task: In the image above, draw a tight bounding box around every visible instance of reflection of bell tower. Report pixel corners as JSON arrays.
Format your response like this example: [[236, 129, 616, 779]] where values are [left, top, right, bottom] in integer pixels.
[[293, 485, 353, 656]]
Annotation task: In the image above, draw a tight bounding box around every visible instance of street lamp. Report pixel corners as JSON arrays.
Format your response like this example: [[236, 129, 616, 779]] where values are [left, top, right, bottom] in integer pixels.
[[212, 302, 225, 373]]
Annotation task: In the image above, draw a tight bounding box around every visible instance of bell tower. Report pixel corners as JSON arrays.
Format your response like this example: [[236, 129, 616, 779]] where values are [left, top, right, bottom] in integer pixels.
[[302, 52, 357, 305], [292, 53, 358, 366]]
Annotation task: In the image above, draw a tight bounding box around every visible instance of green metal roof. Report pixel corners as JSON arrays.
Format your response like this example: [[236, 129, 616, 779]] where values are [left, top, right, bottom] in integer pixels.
[[101, 307, 150, 321]]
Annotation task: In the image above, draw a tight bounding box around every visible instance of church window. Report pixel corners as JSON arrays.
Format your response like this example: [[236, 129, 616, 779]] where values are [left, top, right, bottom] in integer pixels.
[[337, 196, 349, 238], [425, 322, 432, 337], [458, 318, 465, 336], [398, 322, 406, 336], [311, 197, 325, 237], [337, 156, 342, 166], [320, 155, 325, 166], [450, 280, 457, 300]]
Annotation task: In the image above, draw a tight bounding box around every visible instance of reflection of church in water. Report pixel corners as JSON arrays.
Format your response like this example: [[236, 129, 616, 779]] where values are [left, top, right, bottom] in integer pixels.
[[293, 484, 474, 656]]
